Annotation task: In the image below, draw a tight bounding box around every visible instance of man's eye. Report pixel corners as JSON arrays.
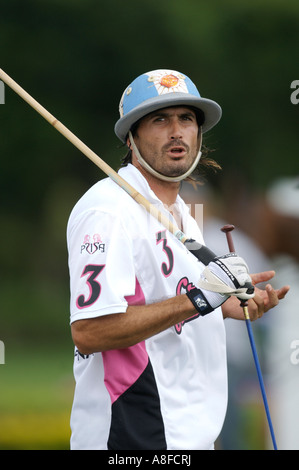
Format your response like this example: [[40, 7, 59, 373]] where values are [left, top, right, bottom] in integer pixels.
[[182, 115, 193, 121]]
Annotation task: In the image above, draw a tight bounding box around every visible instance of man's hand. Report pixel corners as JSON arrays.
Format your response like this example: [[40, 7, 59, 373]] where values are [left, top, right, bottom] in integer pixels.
[[222, 270, 290, 321], [187, 253, 255, 316]]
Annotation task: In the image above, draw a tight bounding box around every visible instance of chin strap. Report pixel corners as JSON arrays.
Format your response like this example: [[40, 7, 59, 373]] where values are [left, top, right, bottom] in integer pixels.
[[128, 129, 202, 182]]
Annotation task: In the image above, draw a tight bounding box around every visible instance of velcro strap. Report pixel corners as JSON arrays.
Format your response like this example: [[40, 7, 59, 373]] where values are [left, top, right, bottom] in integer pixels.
[[196, 267, 242, 295]]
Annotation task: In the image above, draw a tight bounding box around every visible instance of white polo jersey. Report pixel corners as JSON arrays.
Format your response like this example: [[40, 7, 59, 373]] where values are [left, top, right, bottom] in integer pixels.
[[67, 164, 227, 450]]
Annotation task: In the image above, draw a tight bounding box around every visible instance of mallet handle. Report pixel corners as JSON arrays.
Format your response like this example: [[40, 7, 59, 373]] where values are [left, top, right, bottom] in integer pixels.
[[221, 224, 236, 252], [0, 68, 186, 243], [221, 224, 249, 308]]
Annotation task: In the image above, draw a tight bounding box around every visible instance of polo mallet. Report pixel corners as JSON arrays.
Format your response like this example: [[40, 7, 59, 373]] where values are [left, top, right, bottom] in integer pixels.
[[221, 224, 278, 450], [0, 68, 216, 265]]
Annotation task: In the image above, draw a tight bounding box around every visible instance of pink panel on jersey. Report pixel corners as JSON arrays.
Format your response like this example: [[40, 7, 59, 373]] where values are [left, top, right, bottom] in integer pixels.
[[102, 277, 148, 404], [124, 276, 146, 307]]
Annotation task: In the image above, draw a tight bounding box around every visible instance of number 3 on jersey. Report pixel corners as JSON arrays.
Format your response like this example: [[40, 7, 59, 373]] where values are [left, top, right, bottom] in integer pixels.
[[156, 230, 174, 277], [76, 264, 105, 309]]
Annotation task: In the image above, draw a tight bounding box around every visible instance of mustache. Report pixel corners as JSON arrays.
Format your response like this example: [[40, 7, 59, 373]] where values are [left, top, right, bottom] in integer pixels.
[[162, 139, 189, 152]]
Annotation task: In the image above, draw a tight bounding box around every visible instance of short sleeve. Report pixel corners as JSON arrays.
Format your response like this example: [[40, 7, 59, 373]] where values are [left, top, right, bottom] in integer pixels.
[[67, 210, 136, 323]]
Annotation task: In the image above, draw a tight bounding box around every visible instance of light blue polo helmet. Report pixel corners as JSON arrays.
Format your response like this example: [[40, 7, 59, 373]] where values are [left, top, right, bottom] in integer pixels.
[[114, 69, 222, 182], [115, 69, 222, 143]]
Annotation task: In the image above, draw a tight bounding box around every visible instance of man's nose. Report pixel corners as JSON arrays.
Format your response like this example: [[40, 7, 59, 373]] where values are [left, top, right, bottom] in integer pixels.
[[169, 119, 183, 140]]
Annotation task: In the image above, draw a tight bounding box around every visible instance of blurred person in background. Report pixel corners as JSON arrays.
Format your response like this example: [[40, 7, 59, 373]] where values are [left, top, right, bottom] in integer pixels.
[[180, 182, 272, 449], [261, 178, 299, 450], [181, 176, 299, 450]]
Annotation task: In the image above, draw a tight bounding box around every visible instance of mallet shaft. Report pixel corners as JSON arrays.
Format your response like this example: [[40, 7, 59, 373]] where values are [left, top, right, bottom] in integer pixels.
[[221, 224, 278, 450]]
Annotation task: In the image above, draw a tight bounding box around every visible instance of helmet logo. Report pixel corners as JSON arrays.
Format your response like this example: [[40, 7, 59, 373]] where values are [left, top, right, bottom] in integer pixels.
[[147, 70, 188, 96], [160, 74, 179, 88]]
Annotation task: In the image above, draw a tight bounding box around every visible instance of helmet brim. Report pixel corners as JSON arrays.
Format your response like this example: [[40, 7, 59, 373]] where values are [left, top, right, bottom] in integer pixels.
[[114, 92, 222, 143]]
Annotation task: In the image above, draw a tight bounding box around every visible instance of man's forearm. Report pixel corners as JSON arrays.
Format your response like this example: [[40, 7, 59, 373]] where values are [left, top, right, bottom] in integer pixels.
[[71, 294, 197, 354]]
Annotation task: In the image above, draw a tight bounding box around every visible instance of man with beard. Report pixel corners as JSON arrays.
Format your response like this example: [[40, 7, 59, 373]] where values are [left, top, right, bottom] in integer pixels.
[[67, 69, 288, 450]]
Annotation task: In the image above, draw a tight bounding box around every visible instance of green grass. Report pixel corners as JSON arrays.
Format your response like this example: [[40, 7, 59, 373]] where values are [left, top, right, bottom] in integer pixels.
[[0, 342, 74, 450]]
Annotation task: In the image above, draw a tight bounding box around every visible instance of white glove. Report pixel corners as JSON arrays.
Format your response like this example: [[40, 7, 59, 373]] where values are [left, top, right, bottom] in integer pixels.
[[186, 253, 255, 316]]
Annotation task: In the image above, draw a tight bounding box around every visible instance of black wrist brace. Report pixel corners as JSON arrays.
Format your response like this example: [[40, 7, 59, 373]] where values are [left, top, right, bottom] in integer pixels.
[[186, 288, 213, 316]]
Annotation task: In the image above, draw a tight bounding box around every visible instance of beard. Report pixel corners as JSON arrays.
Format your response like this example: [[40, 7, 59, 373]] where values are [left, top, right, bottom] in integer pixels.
[[138, 139, 199, 178]]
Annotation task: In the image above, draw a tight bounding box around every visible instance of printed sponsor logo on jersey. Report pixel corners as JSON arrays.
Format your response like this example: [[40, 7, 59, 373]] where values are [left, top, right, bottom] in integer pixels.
[[75, 347, 94, 361], [81, 233, 105, 254], [175, 277, 200, 334]]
